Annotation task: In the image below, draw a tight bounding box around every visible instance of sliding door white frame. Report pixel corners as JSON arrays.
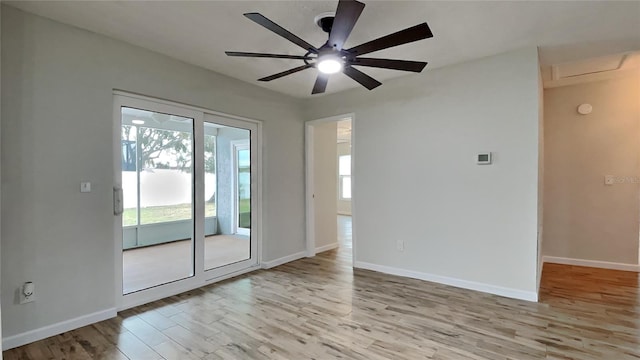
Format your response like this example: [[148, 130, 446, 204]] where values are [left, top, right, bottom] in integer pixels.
[[113, 91, 262, 310]]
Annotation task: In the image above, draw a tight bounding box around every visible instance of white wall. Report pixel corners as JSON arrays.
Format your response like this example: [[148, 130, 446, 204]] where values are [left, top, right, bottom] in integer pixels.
[[543, 74, 640, 265], [1, 5, 305, 340], [337, 142, 352, 215], [313, 122, 338, 251], [305, 47, 541, 300]]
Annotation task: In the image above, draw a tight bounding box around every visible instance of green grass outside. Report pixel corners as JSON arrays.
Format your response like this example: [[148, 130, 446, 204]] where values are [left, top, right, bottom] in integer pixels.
[[123, 200, 250, 227], [239, 198, 251, 228], [123, 202, 216, 226], [239, 198, 250, 213]]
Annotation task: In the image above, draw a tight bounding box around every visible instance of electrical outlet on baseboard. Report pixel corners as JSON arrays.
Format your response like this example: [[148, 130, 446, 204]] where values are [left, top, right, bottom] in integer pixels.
[[19, 282, 35, 304], [605, 175, 615, 185]]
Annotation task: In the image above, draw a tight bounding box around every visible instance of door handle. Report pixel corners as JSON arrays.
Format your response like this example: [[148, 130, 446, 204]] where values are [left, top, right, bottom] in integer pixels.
[[113, 186, 124, 215]]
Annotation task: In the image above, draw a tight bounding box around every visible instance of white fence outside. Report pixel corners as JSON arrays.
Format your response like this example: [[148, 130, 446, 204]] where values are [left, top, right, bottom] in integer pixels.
[[122, 169, 216, 209]]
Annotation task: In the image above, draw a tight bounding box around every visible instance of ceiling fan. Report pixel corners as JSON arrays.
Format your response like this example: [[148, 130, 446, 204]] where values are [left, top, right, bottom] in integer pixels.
[[226, 0, 433, 95]]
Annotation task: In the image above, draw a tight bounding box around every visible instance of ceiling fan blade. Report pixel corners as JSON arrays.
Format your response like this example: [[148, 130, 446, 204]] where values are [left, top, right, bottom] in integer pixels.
[[226, 51, 313, 60], [351, 57, 427, 72], [328, 0, 365, 50], [343, 66, 382, 90], [346, 23, 433, 56], [258, 64, 313, 82], [244, 13, 318, 53], [312, 73, 330, 94]]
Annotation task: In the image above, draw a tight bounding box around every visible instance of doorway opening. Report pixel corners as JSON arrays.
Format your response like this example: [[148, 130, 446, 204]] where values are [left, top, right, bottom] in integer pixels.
[[337, 119, 353, 259], [306, 114, 354, 265]]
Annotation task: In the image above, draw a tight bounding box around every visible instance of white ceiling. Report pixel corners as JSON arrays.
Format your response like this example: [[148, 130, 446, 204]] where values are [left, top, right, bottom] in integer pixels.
[[7, 1, 640, 98]]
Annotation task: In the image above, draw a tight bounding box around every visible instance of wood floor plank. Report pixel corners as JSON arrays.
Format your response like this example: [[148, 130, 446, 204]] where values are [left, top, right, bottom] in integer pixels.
[[152, 339, 209, 360], [114, 331, 163, 360], [122, 316, 172, 347], [137, 310, 179, 331], [161, 325, 219, 358]]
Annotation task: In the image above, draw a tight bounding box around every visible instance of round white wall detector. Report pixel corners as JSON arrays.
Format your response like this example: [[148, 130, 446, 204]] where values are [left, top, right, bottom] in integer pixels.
[[577, 103, 593, 115]]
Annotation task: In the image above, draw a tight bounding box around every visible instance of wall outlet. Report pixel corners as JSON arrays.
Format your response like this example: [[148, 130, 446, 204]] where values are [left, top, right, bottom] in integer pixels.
[[396, 240, 405, 252], [605, 175, 615, 185], [80, 182, 92, 193], [19, 282, 35, 304]]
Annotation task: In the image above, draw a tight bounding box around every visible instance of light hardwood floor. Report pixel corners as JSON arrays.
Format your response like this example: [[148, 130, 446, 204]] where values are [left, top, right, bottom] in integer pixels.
[[4, 219, 640, 359]]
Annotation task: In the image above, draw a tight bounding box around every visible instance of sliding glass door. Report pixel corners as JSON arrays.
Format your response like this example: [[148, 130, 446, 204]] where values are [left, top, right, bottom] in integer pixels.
[[120, 107, 195, 294], [114, 94, 259, 308], [203, 115, 256, 277]]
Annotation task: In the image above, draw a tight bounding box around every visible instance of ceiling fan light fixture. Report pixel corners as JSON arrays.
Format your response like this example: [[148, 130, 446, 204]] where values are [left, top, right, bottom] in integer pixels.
[[230, 0, 433, 94], [317, 55, 343, 74]]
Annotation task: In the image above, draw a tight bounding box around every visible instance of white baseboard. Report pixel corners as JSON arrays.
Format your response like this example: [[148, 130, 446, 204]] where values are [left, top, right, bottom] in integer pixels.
[[315, 242, 339, 253], [261, 251, 306, 269], [543, 256, 640, 272], [2, 308, 117, 350], [354, 261, 538, 302]]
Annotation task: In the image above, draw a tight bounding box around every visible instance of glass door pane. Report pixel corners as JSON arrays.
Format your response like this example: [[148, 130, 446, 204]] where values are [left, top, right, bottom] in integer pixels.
[[204, 123, 251, 270], [237, 147, 251, 233], [121, 107, 195, 294]]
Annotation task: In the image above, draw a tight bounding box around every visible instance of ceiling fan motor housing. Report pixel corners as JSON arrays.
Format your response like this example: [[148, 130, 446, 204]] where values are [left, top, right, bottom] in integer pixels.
[[319, 17, 334, 33], [314, 12, 336, 33]]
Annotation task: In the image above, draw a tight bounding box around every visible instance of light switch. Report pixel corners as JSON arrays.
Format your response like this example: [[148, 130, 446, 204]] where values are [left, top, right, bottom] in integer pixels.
[[604, 175, 615, 185], [80, 182, 92, 193]]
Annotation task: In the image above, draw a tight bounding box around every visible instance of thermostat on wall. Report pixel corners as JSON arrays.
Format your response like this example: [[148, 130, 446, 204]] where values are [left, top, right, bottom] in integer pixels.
[[477, 152, 492, 165]]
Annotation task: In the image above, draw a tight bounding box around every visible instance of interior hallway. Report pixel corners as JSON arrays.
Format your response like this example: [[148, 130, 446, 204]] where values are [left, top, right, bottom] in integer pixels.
[[336, 215, 352, 263]]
